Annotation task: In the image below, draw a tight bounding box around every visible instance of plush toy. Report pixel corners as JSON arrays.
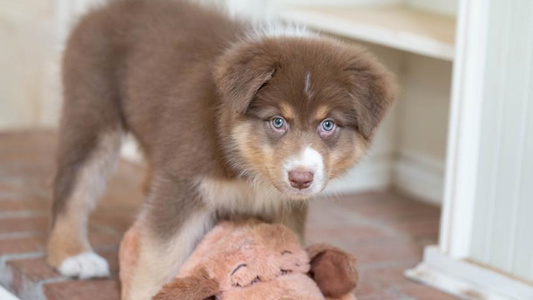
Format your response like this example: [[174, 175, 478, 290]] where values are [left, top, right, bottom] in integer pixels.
[[119, 220, 358, 300]]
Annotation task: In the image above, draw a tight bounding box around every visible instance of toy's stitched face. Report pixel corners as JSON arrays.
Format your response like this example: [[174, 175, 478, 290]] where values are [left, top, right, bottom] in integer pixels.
[[222, 273, 326, 300], [207, 224, 311, 290], [207, 234, 258, 286], [230, 263, 261, 288], [254, 224, 310, 275]]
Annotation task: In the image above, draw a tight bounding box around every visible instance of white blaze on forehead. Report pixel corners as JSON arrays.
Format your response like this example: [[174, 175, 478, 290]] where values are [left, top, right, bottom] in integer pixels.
[[304, 71, 313, 99], [284, 146, 325, 193]]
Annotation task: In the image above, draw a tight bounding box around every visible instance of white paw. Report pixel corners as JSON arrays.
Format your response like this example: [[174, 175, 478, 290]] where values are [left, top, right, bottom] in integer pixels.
[[57, 251, 110, 279]]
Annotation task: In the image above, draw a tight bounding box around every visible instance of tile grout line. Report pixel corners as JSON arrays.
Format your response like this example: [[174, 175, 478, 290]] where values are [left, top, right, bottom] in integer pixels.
[[0, 211, 48, 219]]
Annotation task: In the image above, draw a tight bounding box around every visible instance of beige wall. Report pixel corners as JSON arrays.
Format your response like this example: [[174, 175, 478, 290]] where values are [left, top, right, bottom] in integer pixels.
[[407, 0, 458, 16], [0, 0, 58, 129], [272, 0, 457, 15], [397, 54, 452, 163], [392, 54, 452, 203]]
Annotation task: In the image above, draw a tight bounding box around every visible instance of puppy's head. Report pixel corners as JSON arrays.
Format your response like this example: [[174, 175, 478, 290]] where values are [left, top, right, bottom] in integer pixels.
[[214, 36, 397, 199]]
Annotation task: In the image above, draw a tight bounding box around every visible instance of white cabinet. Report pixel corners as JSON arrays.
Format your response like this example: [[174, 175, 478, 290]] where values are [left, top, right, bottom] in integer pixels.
[[405, 0, 533, 298]]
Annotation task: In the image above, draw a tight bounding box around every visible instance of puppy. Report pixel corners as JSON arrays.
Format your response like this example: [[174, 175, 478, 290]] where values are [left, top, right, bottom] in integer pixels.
[[47, 0, 396, 299]]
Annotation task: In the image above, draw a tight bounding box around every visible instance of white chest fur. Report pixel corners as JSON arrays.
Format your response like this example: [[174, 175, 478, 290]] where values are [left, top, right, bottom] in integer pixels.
[[197, 178, 288, 217]]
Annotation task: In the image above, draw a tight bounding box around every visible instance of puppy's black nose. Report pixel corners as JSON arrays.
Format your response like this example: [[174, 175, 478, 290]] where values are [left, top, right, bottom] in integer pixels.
[[289, 171, 314, 190]]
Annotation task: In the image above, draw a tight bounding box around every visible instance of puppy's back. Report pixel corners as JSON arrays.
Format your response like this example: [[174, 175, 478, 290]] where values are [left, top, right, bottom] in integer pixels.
[[67, 0, 243, 64], [62, 0, 246, 173]]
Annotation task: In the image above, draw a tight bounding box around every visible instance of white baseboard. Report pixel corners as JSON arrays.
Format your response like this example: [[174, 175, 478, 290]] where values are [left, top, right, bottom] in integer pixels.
[[406, 246, 533, 300], [392, 152, 444, 205]]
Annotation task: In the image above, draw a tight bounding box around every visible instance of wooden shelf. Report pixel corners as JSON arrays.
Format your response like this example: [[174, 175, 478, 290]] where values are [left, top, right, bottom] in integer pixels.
[[278, 4, 456, 61]]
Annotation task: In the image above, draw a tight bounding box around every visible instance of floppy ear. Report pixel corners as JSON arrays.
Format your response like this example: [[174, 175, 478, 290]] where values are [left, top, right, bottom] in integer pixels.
[[213, 42, 276, 114], [346, 50, 398, 140], [153, 268, 219, 300], [307, 244, 358, 298]]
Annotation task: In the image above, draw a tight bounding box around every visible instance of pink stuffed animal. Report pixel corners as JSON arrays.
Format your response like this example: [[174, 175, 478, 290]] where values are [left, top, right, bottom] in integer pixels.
[[120, 220, 358, 300]]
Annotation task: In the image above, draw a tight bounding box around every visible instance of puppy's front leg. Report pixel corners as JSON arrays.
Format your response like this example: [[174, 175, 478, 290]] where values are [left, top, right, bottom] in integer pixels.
[[125, 176, 214, 300]]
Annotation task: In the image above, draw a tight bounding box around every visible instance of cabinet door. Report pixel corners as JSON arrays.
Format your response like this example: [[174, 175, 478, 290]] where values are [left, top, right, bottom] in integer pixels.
[[467, 0, 533, 282]]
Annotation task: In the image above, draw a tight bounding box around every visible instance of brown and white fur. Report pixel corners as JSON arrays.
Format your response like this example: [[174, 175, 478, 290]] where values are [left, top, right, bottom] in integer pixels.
[[47, 0, 397, 299]]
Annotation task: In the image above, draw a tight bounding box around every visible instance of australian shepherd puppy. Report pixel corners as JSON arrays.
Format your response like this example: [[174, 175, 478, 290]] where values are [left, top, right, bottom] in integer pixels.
[[47, 0, 396, 298]]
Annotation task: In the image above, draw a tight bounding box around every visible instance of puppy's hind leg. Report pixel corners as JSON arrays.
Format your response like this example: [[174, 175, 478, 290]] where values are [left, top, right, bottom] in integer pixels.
[[47, 19, 125, 278], [48, 128, 122, 279]]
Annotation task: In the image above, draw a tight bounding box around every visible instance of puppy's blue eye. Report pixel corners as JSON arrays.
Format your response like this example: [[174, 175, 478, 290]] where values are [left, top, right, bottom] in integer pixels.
[[272, 117, 285, 129], [321, 119, 335, 131]]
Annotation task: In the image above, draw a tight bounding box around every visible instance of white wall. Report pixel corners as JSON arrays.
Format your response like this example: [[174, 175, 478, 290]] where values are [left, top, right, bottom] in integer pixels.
[[0, 0, 57, 129]]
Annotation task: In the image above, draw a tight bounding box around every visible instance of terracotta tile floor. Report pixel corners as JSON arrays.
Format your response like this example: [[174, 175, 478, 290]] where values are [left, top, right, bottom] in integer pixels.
[[0, 130, 456, 299]]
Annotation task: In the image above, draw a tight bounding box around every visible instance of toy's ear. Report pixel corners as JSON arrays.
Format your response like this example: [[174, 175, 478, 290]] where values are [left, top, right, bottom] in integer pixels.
[[153, 268, 219, 300], [213, 42, 276, 115], [307, 244, 358, 298]]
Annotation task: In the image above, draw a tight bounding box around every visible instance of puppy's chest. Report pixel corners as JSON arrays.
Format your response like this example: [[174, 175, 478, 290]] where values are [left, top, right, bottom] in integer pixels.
[[198, 178, 287, 217]]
